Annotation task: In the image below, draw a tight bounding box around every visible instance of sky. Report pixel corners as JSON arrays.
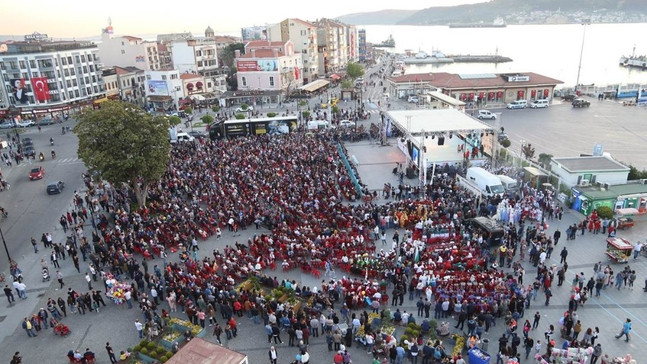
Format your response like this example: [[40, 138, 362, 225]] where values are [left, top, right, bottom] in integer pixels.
[[0, 0, 487, 39]]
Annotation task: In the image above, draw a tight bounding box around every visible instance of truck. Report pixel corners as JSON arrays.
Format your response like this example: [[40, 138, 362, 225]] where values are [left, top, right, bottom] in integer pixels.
[[466, 167, 505, 197], [497, 175, 519, 193]]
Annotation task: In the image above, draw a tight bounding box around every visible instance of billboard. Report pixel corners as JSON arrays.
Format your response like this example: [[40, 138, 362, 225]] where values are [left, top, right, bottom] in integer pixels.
[[236, 59, 278, 72], [236, 60, 258, 72], [31, 77, 50, 101], [11, 78, 30, 105], [241, 26, 267, 42], [147, 80, 168, 96]]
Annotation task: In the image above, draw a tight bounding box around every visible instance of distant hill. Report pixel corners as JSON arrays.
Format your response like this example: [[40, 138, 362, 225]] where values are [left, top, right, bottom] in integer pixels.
[[336, 9, 418, 25], [337, 0, 647, 25]]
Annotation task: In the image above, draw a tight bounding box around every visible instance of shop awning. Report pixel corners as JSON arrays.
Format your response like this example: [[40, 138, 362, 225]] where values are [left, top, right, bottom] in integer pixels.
[[299, 79, 330, 92], [330, 74, 341, 80], [148, 95, 172, 102], [189, 94, 206, 101], [93, 97, 109, 104]]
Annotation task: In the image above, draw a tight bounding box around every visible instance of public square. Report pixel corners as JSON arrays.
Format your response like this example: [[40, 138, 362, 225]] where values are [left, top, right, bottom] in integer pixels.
[[1, 69, 647, 364]]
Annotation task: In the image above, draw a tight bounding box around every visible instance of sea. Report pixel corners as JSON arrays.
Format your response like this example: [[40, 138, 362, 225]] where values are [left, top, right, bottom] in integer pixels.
[[363, 23, 647, 88]]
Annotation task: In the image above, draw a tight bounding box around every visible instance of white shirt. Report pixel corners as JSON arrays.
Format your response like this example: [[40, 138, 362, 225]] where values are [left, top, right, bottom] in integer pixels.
[[135, 321, 143, 331]]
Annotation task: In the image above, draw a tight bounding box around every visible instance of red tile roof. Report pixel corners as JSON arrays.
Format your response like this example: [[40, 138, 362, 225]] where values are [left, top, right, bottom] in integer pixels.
[[180, 73, 202, 80], [245, 40, 285, 47], [390, 72, 563, 89], [122, 35, 142, 41]]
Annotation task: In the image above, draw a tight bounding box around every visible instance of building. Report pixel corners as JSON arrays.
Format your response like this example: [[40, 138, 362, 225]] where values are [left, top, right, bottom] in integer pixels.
[[98, 23, 161, 71], [267, 18, 319, 83], [571, 183, 647, 216], [388, 72, 563, 105], [165, 338, 248, 364], [315, 19, 349, 75], [358, 29, 368, 62], [551, 155, 631, 188], [234, 40, 303, 95], [170, 37, 219, 77], [144, 69, 183, 112], [0, 33, 105, 118], [101, 66, 146, 106]]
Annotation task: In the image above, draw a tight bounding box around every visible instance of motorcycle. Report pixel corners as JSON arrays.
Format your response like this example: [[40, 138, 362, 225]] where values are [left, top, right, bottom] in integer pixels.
[[39, 152, 45, 161], [50, 138, 54, 146], [51, 150, 56, 159]]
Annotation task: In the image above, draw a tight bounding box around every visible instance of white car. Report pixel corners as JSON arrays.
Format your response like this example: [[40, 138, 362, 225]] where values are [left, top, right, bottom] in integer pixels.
[[408, 96, 419, 103], [16, 120, 35, 127], [339, 120, 356, 128], [477, 110, 496, 120], [236, 106, 254, 113]]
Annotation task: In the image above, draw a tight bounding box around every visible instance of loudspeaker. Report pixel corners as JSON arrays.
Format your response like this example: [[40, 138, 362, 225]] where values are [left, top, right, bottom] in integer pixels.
[[437, 136, 445, 146]]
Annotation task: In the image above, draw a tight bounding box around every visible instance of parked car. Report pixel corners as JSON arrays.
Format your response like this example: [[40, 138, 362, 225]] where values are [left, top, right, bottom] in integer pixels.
[[29, 166, 44, 180], [477, 110, 496, 120], [561, 94, 578, 102], [187, 131, 207, 140], [46, 180, 65, 195], [37, 117, 56, 126], [338, 120, 356, 128], [408, 96, 419, 103], [16, 120, 35, 127], [506, 100, 528, 109], [529, 99, 549, 108], [235, 106, 254, 113], [0, 121, 14, 129], [572, 99, 591, 108]]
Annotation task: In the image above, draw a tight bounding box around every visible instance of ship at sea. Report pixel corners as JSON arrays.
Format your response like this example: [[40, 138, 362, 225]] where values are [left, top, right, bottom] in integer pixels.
[[449, 17, 507, 28], [619, 46, 646, 70], [375, 34, 395, 48]]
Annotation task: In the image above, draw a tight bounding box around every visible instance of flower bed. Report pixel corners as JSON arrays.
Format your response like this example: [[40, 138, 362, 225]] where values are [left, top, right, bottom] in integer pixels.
[[168, 318, 204, 337]]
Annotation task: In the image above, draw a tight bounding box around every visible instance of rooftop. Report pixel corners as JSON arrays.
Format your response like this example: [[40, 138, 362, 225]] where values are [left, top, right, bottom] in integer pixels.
[[165, 338, 247, 364], [385, 109, 493, 134], [180, 73, 202, 80], [389, 72, 563, 89], [3, 40, 97, 54], [552, 156, 630, 173], [238, 49, 285, 58]]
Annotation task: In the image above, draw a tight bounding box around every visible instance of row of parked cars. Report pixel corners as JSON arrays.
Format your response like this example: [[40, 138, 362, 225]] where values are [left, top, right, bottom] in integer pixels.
[[0, 117, 58, 129]]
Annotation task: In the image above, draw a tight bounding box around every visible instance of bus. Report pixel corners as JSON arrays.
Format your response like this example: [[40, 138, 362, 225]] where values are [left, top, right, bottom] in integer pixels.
[[209, 115, 299, 139]]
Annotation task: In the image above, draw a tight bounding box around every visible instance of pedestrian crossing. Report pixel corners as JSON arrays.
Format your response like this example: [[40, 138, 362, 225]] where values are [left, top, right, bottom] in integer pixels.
[[8, 157, 82, 168]]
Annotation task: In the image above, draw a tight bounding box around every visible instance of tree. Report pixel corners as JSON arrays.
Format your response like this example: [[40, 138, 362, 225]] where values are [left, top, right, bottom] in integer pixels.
[[183, 106, 193, 115], [346, 62, 365, 80], [341, 80, 352, 89], [201, 115, 214, 124], [74, 101, 170, 208], [235, 114, 246, 119], [212, 106, 220, 113], [301, 111, 311, 120], [239, 103, 249, 111], [596, 206, 614, 220], [538, 153, 553, 169], [168, 116, 181, 127], [499, 138, 511, 148], [218, 43, 245, 69]]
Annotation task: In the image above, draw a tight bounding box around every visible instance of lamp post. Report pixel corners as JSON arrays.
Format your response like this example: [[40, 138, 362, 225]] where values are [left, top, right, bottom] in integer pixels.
[[0, 225, 11, 263], [492, 113, 502, 169], [575, 18, 591, 93]]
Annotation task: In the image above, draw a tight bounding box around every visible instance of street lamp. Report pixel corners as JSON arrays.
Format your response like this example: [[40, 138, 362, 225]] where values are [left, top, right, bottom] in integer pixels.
[[0, 225, 11, 263], [575, 18, 591, 93]]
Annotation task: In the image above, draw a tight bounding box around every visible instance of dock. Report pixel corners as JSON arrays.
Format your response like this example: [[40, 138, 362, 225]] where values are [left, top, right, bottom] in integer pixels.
[[402, 55, 512, 65]]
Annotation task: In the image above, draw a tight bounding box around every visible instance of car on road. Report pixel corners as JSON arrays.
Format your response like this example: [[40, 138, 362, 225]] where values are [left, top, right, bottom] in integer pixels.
[[561, 94, 578, 102], [46, 180, 65, 195], [572, 99, 591, 108], [408, 96, 419, 103], [29, 166, 44, 180], [235, 106, 254, 113], [506, 100, 528, 109], [529, 99, 549, 108], [187, 131, 207, 140], [338, 120, 356, 128], [0, 121, 14, 129], [477, 110, 496, 120], [37, 117, 56, 126], [21, 137, 33, 146], [16, 120, 35, 127], [22, 146, 35, 158]]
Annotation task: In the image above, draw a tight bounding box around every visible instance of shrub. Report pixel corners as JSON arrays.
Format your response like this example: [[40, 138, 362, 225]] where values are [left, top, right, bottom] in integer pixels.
[[301, 111, 311, 119], [147, 342, 158, 350], [267, 112, 277, 117], [235, 114, 246, 119], [161, 355, 170, 363], [596, 206, 614, 219], [133, 345, 141, 352], [140, 348, 148, 356], [499, 138, 511, 148], [139, 340, 149, 347], [240, 103, 249, 111], [212, 106, 220, 113]]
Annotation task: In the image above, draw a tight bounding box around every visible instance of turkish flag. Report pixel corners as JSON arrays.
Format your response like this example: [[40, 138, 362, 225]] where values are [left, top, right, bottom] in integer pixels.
[[31, 77, 50, 101]]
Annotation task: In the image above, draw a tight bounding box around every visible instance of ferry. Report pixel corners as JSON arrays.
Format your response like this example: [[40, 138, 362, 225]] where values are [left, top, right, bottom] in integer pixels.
[[376, 34, 395, 48], [619, 46, 647, 70]]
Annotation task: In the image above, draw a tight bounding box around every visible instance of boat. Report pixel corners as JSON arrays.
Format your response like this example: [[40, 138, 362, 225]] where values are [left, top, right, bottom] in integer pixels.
[[401, 49, 512, 64], [376, 34, 395, 48], [619, 46, 647, 70], [449, 17, 507, 28]]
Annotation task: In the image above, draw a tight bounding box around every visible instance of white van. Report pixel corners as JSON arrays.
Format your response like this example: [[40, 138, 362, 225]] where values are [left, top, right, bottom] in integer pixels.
[[307, 120, 329, 130], [497, 175, 519, 192], [506, 100, 528, 109], [529, 99, 549, 108], [466, 167, 505, 197], [172, 132, 195, 144]]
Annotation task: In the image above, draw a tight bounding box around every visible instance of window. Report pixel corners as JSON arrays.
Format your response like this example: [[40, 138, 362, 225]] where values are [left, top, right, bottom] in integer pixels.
[[269, 76, 274, 86], [146, 74, 151, 80], [72, 79, 77, 86], [32, 72, 39, 77], [29, 60, 36, 68], [74, 90, 79, 98], [83, 66, 87, 73], [161, 75, 167, 80], [9, 61, 17, 69], [242, 76, 246, 86], [85, 77, 89, 84], [92, 75, 96, 83], [67, 56, 72, 64], [19, 61, 26, 69], [94, 86, 99, 93], [66, 80, 72, 87], [61, 57, 67, 65], [170, 74, 177, 79], [87, 87, 91, 94], [81, 55, 85, 62], [75, 56, 80, 63], [70, 68, 75, 75], [64, 69, 69, 77], [196, 50, 202, 57], [77, 67, 82, 74], [197, 61, 203, 67]]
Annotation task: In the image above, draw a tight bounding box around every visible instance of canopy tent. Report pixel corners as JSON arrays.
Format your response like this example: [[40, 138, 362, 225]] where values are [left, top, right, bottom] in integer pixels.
[[299, 79, 330, 92], [386, 109, 493, 136]]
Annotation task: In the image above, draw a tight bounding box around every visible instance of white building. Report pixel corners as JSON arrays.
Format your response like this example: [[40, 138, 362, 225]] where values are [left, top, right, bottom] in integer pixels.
[[144, 69, 183, 112], [267, 19, 319, 83], [235, 40, 303, 93], [98, 23, 161, 71], [550, 156, 631, 187], [0, 35, 105, 118], [170, 38, 219, 77], [315, 19, 349, 75]]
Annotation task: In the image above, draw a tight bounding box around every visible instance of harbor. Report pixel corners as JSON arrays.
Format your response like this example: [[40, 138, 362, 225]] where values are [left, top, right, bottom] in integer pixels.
[[398, 50, 512, 65]]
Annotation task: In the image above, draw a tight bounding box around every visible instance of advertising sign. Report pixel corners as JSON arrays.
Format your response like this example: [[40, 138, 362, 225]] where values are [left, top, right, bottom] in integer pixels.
[[257, 60, 278, 72], [31, 77, 50, 101], [237, 60, 258, 72], [11, 78, 30, 105], [241, 26, 267, 42], [147, 80, 168, 96]]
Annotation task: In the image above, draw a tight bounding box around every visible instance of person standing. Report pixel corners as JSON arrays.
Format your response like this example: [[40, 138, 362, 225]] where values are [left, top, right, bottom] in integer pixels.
[[56, 270, 64, 289], [614, 318, 631, 342], [590, 343, 602, 364], [51, 251, 60, 269], [21, 317, 36, 337], [31, 237, 38, 253], [633, 242, 641, 260], [560, 247, 568, 264], [4, 284, 15, 304], [106, 342, 117, 364], [268, 346, 278, 364], [85, 272, 92, 290], [135, 319, 143, 338]]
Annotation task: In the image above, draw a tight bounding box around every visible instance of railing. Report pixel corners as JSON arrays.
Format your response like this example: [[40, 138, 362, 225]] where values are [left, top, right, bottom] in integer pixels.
[[336, 142, 362, 197]]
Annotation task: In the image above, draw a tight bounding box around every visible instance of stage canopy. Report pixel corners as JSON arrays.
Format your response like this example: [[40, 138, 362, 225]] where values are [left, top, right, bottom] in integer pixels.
[[299, 79, 330, 92], [385, 109, 493, 136]]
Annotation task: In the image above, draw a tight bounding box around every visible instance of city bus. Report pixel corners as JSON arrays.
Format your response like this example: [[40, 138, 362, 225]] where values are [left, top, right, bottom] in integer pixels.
[[209, 115, 299, 139]]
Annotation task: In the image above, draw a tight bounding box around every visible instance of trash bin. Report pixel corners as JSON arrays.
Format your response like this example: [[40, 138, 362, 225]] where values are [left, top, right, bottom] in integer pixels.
[[481, 338, 489, 352]]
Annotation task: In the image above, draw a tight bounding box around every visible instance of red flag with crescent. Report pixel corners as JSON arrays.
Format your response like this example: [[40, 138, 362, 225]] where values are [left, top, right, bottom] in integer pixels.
[[32, 77, 50, 101]]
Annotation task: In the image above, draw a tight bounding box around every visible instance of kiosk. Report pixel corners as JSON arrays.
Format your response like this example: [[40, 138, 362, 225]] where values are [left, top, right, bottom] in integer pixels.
[[606, 237, 633, 263]]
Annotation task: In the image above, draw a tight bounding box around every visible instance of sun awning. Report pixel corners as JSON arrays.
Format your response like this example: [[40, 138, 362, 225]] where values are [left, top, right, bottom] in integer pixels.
[[298, 79, 330, 92], [330, 74, 341, 80]]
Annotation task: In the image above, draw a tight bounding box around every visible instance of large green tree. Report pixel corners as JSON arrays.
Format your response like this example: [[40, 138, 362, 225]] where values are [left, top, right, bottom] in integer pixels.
[[218, 43, 245, 69], [74, 101, 171, 207], [346, 62, 365, 80]]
